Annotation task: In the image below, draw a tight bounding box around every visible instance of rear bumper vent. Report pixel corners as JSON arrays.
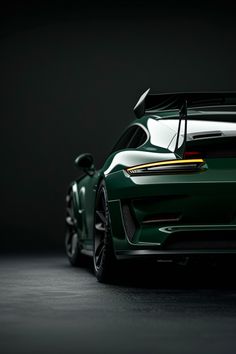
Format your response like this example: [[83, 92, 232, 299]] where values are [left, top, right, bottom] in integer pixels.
[[121, 203, 137, 242], [142, 213, 181, 224]]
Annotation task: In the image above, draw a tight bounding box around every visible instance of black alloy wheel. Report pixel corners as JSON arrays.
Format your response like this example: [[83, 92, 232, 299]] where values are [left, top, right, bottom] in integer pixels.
[[65, 190, 84, 266], [93, 181, 117, 282]]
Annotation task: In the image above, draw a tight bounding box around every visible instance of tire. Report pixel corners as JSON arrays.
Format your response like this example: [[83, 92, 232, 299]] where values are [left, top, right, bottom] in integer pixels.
[[93, 180, 117, 283], [65, 189, 85, 266]]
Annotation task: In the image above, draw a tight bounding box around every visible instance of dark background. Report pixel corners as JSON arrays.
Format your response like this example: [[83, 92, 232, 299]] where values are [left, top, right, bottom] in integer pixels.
[[2, 0, 236, 252]]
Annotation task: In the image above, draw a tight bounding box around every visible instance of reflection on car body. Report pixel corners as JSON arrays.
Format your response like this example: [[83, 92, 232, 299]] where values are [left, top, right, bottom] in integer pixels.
[[65, 90, 236, 282]]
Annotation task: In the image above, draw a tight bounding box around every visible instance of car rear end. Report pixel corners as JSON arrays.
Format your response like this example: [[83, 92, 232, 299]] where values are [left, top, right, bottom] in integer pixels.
[[106, 115, 236, 258]]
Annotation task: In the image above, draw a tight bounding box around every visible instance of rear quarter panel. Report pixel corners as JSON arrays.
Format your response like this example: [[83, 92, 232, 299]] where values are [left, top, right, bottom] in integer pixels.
[[72, 171, 102, 247]]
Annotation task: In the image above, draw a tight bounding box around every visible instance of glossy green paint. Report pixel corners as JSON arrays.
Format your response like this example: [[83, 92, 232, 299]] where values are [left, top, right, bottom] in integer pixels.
[[106, 158, 236, 251], [71, 171, 102, 251], [71, 109, 236, 258]]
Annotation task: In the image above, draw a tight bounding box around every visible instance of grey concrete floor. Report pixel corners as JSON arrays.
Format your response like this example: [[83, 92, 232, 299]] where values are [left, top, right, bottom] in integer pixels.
[[0, 254, 236, 354]]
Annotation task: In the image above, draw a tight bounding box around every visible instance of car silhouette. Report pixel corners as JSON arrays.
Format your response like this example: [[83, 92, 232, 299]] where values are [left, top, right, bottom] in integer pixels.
[[65, 90, 236, 282]]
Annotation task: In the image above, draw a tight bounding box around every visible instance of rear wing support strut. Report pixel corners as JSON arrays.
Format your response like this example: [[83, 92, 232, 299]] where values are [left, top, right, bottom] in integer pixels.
[[175, 100, 187, 158], [133, 89, 236, 158]]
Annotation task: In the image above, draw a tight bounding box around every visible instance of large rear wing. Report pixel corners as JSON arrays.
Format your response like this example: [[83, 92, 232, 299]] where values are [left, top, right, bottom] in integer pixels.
[[134, 89, 236, 158], [133, 89, 236, 119]]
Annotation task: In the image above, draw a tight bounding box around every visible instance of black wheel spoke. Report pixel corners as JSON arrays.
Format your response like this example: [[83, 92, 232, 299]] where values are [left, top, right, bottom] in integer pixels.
[[96, 210, 106, 224], [65, 193, 78, 258], [66, 207, 76, 224], [94, 187, 107, 271], [95, 243, 105, 267], [65, 232, 72, 253], [93, 182, 116, 282], [95, 222, 105, 232], [66, 216, 74, 226], [65, 190, 84, 267], [71, 233, 78, 255], [95, 240, 104, 256]]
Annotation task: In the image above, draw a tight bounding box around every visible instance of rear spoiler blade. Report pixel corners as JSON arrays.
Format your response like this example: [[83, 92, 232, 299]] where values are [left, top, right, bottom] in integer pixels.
[[133, 90, 236, 119]]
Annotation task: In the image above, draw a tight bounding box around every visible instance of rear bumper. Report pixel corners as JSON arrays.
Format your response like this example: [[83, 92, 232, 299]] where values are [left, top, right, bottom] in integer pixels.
[[106, 159, 236, 256], [113, 224, 236, 259], [111, 218, 236, 258]]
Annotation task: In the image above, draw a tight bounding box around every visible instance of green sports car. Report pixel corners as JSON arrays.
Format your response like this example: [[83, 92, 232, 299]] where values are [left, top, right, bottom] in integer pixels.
[[65, 90, 236, 282]]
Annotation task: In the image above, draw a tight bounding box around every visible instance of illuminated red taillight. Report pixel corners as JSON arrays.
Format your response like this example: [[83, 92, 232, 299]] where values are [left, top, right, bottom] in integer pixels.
[[184, 151, 202, 158]]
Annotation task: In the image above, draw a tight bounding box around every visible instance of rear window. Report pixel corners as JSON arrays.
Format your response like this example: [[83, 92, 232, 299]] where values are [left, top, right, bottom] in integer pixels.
[[165, 119, 236, 136], [148, 117, 236, 156]]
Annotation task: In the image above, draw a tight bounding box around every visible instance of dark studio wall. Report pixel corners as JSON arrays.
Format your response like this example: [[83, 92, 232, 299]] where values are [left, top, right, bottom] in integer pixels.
[[1, 1, 236, 252]]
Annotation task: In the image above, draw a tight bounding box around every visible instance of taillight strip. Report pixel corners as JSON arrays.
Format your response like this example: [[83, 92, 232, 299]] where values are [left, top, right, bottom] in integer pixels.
[[127, 159, 204, 172]]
